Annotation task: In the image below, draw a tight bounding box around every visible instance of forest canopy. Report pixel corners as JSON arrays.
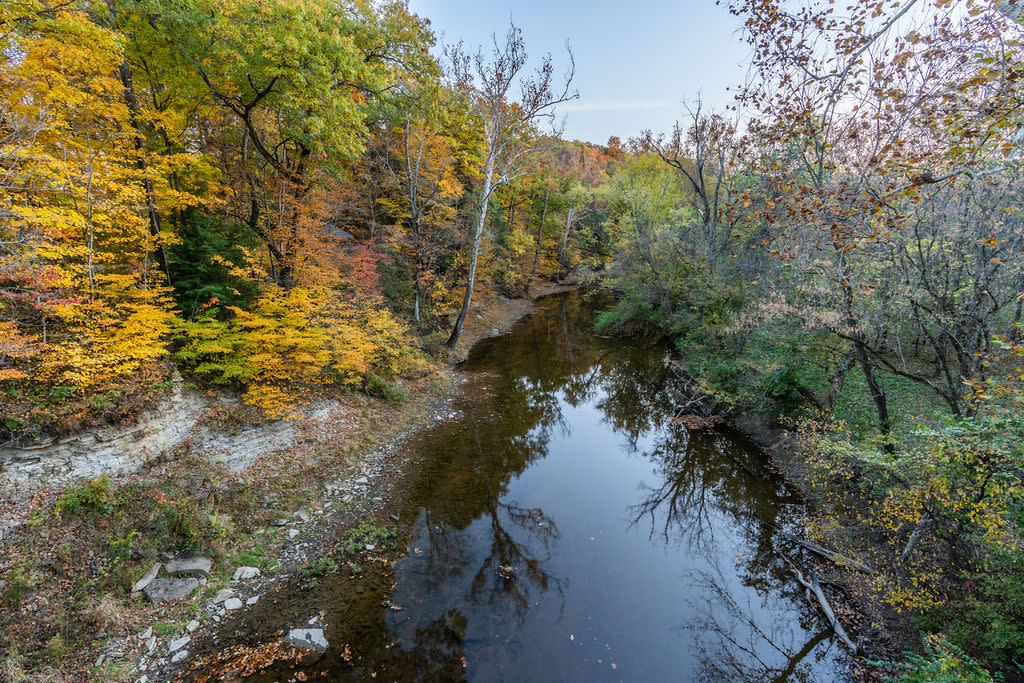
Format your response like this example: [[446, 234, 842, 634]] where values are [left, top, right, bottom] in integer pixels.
[[0, 0, 604, 430]]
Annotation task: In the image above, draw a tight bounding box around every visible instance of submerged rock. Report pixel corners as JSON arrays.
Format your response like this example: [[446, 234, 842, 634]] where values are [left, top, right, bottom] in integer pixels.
[[143, 578, 198, 604], [284, 628, 328, 652]]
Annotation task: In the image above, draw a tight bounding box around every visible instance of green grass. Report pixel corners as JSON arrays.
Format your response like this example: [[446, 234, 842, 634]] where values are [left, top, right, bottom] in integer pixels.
[[341, 518, 397, 554], [297, 557, 339, 579], [152, 621, 179, 637]]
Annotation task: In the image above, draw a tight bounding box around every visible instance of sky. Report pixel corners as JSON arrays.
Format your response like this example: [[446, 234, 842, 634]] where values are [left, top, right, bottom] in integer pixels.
[[408, 0, 752, 145]]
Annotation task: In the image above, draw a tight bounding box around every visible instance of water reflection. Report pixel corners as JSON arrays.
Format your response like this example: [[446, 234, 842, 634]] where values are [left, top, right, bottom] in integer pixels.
[[253, 290, 844, 681], [688, 564, 836, 682], [621, 357, 841, 681]]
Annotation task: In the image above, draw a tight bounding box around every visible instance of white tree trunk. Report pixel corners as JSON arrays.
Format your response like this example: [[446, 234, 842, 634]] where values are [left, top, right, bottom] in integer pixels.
[[447, 153, 494, 348]]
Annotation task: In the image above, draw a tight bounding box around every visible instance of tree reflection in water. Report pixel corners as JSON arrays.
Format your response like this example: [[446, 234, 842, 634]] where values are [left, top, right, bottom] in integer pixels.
[[627, 368, 841, 680], [687, 564, 837, 682]]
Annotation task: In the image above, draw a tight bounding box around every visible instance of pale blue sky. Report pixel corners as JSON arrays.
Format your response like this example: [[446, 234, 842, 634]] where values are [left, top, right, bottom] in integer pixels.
[[408, 0, 751, 145]]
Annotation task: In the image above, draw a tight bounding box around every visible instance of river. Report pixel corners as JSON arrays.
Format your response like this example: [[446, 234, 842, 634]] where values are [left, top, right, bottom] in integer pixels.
[[247, 289, 846, 681]]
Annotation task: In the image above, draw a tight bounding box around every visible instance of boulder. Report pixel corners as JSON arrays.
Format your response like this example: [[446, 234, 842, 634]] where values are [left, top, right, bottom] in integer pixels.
[[168, 635, 190, 653], [163, 555, 212, 577], [232, 566, 260, 581], [223, 597, 243, 610], [143, 578, 199, 604], [212, 588, 234, 604], [131, 563, 161, 593]]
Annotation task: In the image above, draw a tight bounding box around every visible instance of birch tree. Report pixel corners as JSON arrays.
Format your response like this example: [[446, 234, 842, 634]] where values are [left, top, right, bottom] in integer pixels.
[[444, 23, 577, 348]]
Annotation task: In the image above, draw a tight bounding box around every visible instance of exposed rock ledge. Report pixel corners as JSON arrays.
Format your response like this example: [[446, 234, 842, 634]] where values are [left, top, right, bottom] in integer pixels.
[[0, 375, 338, 490]]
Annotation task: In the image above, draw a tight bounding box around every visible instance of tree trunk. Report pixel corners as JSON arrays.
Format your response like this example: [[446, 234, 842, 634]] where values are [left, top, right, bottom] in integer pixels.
[[447, 157, 494, 349], [532, 188, 550, 279], [414, 279, 421, 323], [559, 206, 575, 272], [118, 61, 168, 280], [277, 147, 312, 291], [855, 340, 893, 451], [404, 116, 424, 324], [838, 253, 892, 450], [825, 349, 856, 411], [106, 1, 170, 284], [506, 192, 520, 232], [1009, 296, 1023, 342], [412, 217, 423, 323]]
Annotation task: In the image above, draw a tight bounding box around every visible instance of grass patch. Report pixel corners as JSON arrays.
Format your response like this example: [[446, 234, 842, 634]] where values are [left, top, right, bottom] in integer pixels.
[[152, 621, 179, 637], [341, 518, 397, 554], [297, 557, 339, 579]]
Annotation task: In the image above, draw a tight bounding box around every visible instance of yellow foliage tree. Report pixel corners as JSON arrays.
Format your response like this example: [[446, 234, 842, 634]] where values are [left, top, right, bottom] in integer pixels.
[[1, 1, 177, 435], [174, 285, 423, 418]]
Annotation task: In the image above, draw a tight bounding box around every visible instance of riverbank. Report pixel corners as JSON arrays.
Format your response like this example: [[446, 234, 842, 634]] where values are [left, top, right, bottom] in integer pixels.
[[0, 283, 573, 683]]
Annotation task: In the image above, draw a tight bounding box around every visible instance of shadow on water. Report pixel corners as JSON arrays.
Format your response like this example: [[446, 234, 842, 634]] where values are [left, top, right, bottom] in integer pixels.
[[243, 290, 846, 681]]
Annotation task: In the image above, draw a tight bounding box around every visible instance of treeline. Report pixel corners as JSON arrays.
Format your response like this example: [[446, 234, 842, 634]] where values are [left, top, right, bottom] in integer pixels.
[[0, 0, 616, 438], [590, 0, 1024, 677]]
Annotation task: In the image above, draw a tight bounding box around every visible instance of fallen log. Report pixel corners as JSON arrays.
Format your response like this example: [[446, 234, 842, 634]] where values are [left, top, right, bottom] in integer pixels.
[[778, 532, 874, 574], [786, 559, 858, 653]]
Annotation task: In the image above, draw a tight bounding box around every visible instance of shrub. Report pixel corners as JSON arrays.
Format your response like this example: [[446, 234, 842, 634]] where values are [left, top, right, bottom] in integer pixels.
[[364, 372, 409, 404], [55, 477, 114, 517], [896, 635, 994, 683], [173, 286, 424, 417]]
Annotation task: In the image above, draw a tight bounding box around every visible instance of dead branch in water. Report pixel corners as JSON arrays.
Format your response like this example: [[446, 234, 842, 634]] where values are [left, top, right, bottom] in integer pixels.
[[666, 360, 726, 420], [783, 556, 858, 653]]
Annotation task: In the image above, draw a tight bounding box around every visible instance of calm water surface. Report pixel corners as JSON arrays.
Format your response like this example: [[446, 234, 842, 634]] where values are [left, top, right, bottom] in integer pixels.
[[257, 290, 845, 681]]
